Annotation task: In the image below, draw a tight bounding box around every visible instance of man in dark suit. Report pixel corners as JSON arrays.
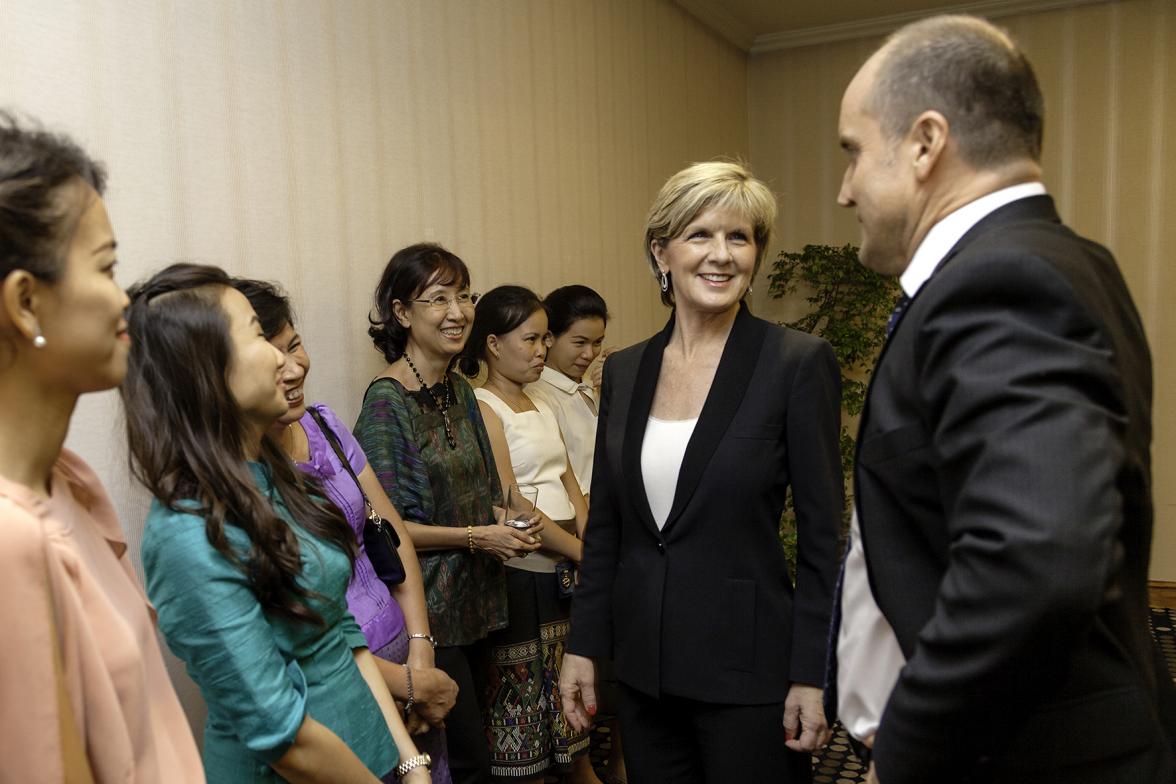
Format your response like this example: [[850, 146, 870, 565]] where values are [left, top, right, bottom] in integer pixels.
[[833, 14, 1176, 784]]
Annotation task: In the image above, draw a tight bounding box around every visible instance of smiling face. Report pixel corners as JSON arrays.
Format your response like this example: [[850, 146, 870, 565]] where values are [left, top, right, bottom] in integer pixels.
[[837, 52, 919, 276], [221, 287, 288, 433], [33, 185, 131, 394], [488, 307, 549, 385], [546, 316, 605, 383], [397, 277, 475, 362], [268, 321, 311, 426], [652, 203, 756, 317]]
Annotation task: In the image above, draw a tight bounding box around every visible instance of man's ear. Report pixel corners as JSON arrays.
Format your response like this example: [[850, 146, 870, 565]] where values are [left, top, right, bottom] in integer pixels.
[[0, 269, 43, 343], [910, 110, 949, 182]]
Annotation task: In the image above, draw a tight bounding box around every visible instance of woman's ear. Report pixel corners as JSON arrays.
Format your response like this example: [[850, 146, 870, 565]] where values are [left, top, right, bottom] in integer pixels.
[[650, 239, 668, 272], [0, 269, 43, 343], [391, 299, 411, 329], [487, 333, 501, 360]]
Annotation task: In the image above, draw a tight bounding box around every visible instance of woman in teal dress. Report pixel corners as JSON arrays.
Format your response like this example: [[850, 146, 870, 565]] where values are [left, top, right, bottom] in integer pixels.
[[122, 263, 431, 783]]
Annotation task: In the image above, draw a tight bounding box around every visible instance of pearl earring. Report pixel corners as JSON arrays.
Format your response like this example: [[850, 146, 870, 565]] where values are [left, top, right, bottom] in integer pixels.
[[32, 330, 46, 349]]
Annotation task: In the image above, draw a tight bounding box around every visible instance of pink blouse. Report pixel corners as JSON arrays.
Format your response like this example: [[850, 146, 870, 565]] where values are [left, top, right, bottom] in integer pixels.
[[0, 450, 203, 783]]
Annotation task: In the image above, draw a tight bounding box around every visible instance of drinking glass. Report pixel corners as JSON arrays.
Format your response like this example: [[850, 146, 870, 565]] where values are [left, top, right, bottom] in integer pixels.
[[505, 483, 539, 530]]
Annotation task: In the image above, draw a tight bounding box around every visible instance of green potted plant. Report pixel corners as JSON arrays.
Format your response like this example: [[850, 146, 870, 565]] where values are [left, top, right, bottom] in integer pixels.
[[767, 243, 900, 573]]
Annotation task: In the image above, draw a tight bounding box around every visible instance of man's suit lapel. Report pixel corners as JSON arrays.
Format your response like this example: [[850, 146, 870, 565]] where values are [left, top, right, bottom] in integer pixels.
[[860, 194, 1063, 420], [856, 194, 1065, 514], [622, 304, 767, 537]]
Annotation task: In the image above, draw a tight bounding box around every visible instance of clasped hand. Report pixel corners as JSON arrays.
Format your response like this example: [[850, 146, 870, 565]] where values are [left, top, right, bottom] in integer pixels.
[[477, 506, 544, 561], [406, 666, 458, 733]]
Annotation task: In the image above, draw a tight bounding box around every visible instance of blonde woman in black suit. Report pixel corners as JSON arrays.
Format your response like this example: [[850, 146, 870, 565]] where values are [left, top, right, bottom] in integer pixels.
[[560, 161, 843, 783]]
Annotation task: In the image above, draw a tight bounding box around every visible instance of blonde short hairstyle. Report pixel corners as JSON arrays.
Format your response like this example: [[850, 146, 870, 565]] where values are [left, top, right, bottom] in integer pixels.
[[644, 160, 777, 307]]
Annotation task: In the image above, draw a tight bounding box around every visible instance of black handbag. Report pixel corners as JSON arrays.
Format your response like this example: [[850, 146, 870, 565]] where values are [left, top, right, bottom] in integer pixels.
[[306, 407, 406, 588]]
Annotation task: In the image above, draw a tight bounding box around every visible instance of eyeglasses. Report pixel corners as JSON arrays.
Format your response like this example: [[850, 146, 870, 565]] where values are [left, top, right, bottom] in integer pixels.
[[410, 292, 480, 311]]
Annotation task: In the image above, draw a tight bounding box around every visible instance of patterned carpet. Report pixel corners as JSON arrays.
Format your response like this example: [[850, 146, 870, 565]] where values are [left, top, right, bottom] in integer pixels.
[[575, 607, 1176, 783]]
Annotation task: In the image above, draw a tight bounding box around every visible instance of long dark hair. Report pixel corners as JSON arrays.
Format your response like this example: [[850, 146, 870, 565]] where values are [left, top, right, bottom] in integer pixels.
[[368, 242, 471, 363], [122, 262, 355, 627], [458, 285, 544, 378]]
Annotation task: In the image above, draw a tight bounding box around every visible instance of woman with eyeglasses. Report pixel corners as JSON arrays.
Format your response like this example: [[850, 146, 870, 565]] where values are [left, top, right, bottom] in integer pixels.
[[356, 243, 541, 784]]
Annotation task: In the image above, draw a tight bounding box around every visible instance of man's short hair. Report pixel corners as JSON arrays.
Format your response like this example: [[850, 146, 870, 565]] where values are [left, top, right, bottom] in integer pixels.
[[871, 15, 1044, 167]]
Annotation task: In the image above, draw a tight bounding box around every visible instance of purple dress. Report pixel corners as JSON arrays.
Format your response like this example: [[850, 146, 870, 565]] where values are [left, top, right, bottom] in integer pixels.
[[298, 404, 451, 784]]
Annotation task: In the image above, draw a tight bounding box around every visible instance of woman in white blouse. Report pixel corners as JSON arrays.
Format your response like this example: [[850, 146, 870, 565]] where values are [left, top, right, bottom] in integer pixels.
[[525, 285, 609, 502], [457, 285, 598, 784], [525, 285, 628, 784]]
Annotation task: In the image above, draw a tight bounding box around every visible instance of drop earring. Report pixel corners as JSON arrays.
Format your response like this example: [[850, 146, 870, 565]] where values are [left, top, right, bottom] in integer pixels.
[[659, 271, 669, 292]]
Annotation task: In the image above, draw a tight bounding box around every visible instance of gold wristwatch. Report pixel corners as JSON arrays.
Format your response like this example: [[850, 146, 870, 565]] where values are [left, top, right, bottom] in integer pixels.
[[394, 753, 432, 778]]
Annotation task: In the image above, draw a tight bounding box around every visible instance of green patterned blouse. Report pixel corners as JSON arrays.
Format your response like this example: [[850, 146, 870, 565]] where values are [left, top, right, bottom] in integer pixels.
[[354, 372, 507, 647]]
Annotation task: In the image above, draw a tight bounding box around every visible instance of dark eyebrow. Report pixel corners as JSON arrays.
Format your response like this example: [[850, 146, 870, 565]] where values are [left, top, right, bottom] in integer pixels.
[[92, 239, 117, 254]]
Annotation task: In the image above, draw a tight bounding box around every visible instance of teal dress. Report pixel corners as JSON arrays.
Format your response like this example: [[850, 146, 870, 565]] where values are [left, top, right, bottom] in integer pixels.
[[141, 463, 398, 782]]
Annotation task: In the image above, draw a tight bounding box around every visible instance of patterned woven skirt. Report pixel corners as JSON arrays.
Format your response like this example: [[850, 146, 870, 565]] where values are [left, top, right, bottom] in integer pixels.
[[483, 567, 590, 779]]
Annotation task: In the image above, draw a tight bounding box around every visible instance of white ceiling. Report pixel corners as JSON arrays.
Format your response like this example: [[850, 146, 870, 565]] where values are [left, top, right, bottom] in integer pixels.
[[674, 0, 1114, 52]]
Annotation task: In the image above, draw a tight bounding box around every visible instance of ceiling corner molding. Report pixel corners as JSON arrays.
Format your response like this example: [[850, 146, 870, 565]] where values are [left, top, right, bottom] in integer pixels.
[[675, 0, 756, 52], [749, 0, 1114, 54]]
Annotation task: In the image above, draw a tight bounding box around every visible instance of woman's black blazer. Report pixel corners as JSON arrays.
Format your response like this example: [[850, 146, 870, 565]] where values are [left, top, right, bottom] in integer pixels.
[[568, 304, 843, 704]]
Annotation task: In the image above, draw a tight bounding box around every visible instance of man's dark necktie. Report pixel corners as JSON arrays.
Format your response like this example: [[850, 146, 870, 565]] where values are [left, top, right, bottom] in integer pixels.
[[886, 293, 911, 337]]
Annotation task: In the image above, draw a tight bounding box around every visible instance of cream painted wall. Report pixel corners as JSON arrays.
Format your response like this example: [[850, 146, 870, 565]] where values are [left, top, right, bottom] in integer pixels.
[[0, 0, 747, 735], [747, 0, 1176, 580], [0, 0, 750, 561]]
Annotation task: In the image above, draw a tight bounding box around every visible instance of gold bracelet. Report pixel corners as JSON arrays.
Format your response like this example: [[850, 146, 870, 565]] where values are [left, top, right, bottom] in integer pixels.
[[467, 525, 475, 553]]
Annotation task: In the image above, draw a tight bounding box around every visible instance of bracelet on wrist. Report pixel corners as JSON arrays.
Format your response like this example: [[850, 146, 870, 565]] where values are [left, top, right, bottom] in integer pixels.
[[467, 525, 475, 554], [395, 753, 432, 778], [407, 632, 437, 649], [402, 664, 415, 719]]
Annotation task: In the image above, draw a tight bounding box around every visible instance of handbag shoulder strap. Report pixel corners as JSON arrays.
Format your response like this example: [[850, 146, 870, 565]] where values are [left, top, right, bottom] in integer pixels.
[[305, 406, 370, 507]]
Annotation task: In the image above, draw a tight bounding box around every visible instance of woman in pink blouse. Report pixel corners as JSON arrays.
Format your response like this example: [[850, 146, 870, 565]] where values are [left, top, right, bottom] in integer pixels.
[[0, 113, 203, 782]]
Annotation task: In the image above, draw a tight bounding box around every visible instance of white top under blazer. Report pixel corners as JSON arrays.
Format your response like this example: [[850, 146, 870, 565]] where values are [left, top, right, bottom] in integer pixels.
[[640, 415, 699, 530]]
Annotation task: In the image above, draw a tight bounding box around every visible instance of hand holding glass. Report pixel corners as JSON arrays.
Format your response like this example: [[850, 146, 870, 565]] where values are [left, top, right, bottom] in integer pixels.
[[505, 483, 539, 530]]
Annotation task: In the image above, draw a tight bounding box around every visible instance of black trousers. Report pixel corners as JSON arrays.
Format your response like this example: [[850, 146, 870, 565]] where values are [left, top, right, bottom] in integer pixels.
[[434, 642, 491, 784], [617, 682, 811, 784]]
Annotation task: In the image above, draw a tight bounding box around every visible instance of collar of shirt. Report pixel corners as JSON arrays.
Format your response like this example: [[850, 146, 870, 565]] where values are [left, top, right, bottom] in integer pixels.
[[900, 181, 1047, 298], [539, 365, 593, 396]]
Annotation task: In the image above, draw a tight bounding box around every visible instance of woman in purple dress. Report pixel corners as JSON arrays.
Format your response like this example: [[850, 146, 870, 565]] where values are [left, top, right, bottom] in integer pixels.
[[234, 278, 457, 783]]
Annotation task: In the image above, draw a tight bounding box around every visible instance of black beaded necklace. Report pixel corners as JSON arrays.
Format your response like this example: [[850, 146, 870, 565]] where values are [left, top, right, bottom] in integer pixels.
[[403, 352, 457, 449]]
